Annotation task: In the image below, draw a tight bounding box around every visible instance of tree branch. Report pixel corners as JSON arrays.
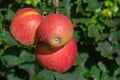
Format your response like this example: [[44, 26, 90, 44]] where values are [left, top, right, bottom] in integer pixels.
[[53, 0, 59, 13]]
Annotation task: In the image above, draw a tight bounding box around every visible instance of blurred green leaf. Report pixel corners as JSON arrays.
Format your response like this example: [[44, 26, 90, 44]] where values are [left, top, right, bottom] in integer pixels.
[[97, 24, 105, 33], [115, 55, 120, 65], [7, 74, 22, 80], [116, 77, 120, 80], [2, 55, 21, 67], [37, 1, 54, 14], [30, 75, 45, 80], [6, 69, 23, 80], [114, 67, 120, 78], [3, 31, 19, 48], [25, 0, 41, 7], [82, 65, 100, 79], [88, 24, 100, 38], [105, 0, 114, 7], [15, 0, 23, 3], [114, 45, 120, 54], [78, 77, 88, 80], [73, 30, 81, 42], [72, 18, 90, 25], [109, 30, 120, 54], [37, 69, 54, 80], [54, 67, 81, 80], [0, 20, 2, 33], [105, 18, 120, 29], [88, 24, 108, 41], [75, 52, 89, 67], [90, 65, 100, 80], [109, 31, 120, 45], [101, 72, 114, 80], [60, 0, 71, 17], [0, 49, 4, 57], [19, 50, 35, 62], [0, 20, 4, 45], [19, 61, 36, 76], [98, 62, 108, 73], [86, 0, 101, 11], [96, 41, 113, 59], [56, 73, 74, 80], [5, 9, 15, 21]]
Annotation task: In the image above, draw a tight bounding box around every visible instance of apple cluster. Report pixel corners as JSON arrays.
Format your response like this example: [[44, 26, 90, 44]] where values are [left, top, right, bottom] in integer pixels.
[[10, 8, 77, 73]]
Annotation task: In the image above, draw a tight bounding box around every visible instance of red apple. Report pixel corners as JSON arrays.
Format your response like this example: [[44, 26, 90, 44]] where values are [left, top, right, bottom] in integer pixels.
[[37, 13, 74, 48], [35, 38, 77, 73], [10, 8, 42, 46]]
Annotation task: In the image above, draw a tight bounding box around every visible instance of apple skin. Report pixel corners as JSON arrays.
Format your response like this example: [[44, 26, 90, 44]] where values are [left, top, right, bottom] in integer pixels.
[[10, 8, 42, 46], [35, 38, 77, 73], [37, 13, 74, 48]]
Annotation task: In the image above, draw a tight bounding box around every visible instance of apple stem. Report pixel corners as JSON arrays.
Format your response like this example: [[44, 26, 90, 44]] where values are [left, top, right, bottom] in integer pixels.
[[53, 0, 59, 14]]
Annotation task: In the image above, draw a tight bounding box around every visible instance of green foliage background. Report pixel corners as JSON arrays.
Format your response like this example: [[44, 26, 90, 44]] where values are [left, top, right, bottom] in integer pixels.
[[0, 0, 120, 80]]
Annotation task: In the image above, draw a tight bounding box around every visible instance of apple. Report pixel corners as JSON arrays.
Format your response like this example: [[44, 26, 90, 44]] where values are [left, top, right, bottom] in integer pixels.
[[10, 8, 42, 46], [37, 13, 74, 48], [35, 38, 77, 73]]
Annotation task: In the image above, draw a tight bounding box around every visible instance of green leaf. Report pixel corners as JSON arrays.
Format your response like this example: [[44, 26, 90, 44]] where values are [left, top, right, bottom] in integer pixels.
[[54, 71, 78, 80], [75, 0, 84, 13], [101, 73, 113, 80], [114, 45, 120, 54], [0, 20, 2, 33], [73, 30, 81, 42], [53, 67, 83, 80], [96, 41, 113, 59], [0, 49, 4, 57], [88, 24, 107, 41], [116, 77, 120, 80], [86, 0, 101, 11], [25, 0, 41, 7], [5, 9, 15, 21], [90, 65, 100, 80], [19, 50, 35, 62], [60, 0, 72, 17], [6, 69, 23, 80], [105, 0, 114, 7], [105, 18, 120, 29], [88, 24, 100, 38], [3, 31, 19, 48], [114, 67, 120, 77], [72, 18, 90, 24], [2, 55, 21, 67], [37, 69, 54, 80], [74, 52, 89, 67], [89, 15, 98, 24], [19, 61, 36, 76], [82, 65, 100, 79], [15, 0, 23, 3], [98, 62, 108, 73], [109, 31, 120, 45], [115, 55, 120, 65], [73, 67, 83, 80], [78, 77, 88, 80], [7, 74, 23, 80], [30, 75, 45, 80], [113, 5, 119, 13], [77, 66, 89, 77], [37, 2, 54, 15], [109, 31, 120, 54], [97, 24, 105, 33]]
